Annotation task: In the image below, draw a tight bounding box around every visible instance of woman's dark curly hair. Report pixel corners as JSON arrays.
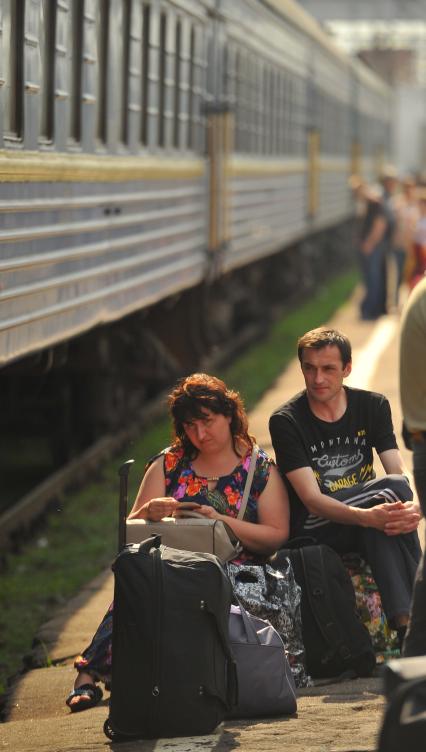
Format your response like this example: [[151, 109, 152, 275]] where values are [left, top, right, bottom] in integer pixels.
[[168, 373, 254, 458]]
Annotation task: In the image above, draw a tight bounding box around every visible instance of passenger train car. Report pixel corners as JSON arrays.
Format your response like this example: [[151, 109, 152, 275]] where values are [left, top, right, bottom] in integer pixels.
[[0, 0, 392, 472]]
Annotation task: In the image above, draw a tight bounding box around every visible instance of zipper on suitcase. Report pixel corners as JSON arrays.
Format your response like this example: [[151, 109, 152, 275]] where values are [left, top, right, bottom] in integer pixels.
[[151, 548, 163, 735]]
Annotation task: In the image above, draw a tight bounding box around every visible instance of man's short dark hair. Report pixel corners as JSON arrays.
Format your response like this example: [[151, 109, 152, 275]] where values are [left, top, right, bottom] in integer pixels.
[[297, 327, 352, 367]]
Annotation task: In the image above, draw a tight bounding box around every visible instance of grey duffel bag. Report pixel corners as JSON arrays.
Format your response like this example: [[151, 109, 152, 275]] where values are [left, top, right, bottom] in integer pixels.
[[227, 603, 297, 718]]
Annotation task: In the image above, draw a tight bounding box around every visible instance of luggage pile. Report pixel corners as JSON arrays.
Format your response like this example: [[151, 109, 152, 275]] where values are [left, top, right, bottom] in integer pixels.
[[104, 535, 299, 742], [105, 460, 299, 742]]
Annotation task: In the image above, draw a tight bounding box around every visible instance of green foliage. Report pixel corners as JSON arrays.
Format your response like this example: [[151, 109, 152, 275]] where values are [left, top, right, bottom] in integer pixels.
[[0, 269, 357, 698]]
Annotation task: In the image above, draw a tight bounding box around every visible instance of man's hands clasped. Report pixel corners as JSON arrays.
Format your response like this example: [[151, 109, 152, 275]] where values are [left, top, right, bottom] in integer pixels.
[[365, 500, 421, 535]]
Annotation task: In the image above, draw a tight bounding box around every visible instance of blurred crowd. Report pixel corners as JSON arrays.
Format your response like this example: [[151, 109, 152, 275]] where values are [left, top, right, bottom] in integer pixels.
[[351, 169, 426, 321]]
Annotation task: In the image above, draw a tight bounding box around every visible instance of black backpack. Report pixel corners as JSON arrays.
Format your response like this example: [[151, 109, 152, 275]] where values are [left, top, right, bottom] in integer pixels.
[[104, 535, 237, 742], [273, 544, 376, 679]]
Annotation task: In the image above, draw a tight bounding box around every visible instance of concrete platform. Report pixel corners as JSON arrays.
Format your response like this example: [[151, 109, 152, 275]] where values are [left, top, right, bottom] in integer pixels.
[[2, 289, 419, 752]]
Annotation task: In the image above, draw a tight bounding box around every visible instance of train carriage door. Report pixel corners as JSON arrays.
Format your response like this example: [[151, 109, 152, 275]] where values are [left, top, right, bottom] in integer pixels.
[[205, 23, 233, 280]]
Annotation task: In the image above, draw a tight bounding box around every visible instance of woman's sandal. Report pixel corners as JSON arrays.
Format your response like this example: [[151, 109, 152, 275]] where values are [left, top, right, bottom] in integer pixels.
[[66, 683, 103, 713]]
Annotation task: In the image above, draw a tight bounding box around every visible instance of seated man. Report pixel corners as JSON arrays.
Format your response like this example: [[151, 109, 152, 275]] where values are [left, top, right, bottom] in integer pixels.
[[269, 326, 421, 646]]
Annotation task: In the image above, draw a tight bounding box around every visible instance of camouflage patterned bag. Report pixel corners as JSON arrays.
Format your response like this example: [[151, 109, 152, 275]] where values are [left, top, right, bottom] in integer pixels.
[[227, 559, 311, 688]]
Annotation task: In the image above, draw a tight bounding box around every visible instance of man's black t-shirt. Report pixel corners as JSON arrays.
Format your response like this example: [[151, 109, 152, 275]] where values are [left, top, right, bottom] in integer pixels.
[[269, 387, 398, 536], [360, 198, 387, 243]]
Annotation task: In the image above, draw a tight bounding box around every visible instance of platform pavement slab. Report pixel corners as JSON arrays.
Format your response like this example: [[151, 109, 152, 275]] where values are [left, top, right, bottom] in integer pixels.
[[2, 663, 384, 752], [31, 570, 114, 668], [3, 289, 419, 751]]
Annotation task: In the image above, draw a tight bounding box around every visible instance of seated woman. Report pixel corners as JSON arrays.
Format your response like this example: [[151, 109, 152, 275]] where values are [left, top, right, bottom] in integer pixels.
[[66, 372, 290, 711]]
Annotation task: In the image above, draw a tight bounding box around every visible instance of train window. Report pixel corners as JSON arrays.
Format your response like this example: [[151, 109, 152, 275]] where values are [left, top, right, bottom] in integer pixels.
[[270, 68, 276, 155], [158, 11, 166, 147], [40, 0, 57, 143], [283, 72, 290, 154], [69, 0, 84, 143], [226, 43, 237, 110], [205, 29, 215, 105], [278, 72, 286, 155], [246, 54, 254, 153], [318, 92, 324, 151], [271, 68, 278, 154], [121, 0, 131, 144], [222, 43, 228, 101], [257, 61, 263, 155], [3, 0, 25, 139], [193, 25, 207, 153], [173, 18, 181, 149], [268, 68, 273, 155], [263, 65, 271, 155], [292, 75, 305, 156], [236, 50, 244, 152], [328, 99, 333, 153], [237, 49, 252, 154], [282, 71, 290, 154], [327, 97, 333, 153], [253, 60, 259, 155], [234, 49, 241, 152], [96, 0, 109, 144], [187, 24, 194, 149], [141, 3, 150, 146], [242, 53, 251, 153], [336, 100, 343, 154], [247, 56, 256, 153]]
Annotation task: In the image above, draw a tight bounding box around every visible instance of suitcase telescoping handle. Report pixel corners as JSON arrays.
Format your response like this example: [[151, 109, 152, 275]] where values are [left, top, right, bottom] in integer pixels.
[[118, 459, 135, 553]]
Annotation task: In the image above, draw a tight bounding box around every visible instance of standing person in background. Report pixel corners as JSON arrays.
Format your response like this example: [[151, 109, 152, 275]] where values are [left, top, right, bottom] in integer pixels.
[[391, 177, 420, 309], [355, 180, 388, 320], [400, 276, 426, 656], [380, 166, 399, 312]]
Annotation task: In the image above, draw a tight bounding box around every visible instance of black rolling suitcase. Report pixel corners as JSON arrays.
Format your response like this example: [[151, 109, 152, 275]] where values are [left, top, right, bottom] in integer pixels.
[[104, 462, 237, 742], [273, 544, 375, 679]]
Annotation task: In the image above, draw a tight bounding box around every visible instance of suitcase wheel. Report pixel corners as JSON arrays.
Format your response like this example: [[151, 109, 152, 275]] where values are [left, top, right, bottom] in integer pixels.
[[103, 717, 125, 742]]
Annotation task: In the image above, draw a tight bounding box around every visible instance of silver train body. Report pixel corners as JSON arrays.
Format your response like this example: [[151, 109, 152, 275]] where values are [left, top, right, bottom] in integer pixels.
[[0, 0, 392, 371]]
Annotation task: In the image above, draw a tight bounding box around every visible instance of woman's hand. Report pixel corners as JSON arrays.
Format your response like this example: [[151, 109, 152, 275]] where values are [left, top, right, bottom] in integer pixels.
[[132, 497, 179, 521], [195, 505, 223, 520]]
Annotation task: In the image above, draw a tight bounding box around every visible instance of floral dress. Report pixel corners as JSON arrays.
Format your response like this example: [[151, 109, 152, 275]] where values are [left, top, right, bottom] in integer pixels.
[[74, 444, 273, 684]]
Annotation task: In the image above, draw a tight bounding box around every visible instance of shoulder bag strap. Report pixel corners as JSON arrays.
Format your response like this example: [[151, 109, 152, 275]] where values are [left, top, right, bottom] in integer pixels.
[[237, 444, 259, 521]]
